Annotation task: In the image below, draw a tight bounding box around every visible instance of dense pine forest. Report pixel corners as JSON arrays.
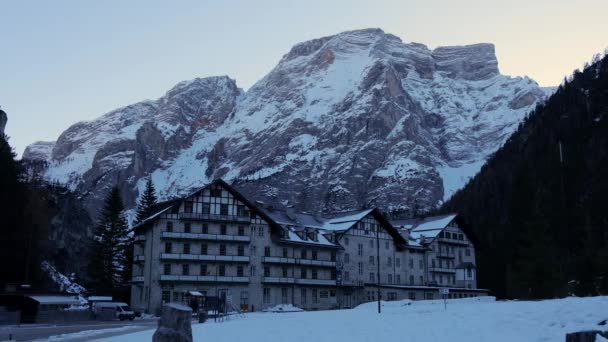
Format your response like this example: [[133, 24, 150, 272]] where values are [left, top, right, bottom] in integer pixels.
[[442, 54, 608, 299], [0, 122, 93, 290]]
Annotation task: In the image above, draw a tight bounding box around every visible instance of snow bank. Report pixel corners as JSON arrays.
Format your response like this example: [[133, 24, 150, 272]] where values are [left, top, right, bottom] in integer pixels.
[[262, 304, 304, 313], [94, 296, 608, 342]]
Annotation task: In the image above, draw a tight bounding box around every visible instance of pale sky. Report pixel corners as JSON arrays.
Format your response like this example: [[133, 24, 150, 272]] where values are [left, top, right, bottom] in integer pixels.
[[2, 0, 606, 156]]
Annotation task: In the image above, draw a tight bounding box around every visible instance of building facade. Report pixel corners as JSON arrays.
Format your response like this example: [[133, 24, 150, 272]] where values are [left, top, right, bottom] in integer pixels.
[[131, 179, 487, 314]]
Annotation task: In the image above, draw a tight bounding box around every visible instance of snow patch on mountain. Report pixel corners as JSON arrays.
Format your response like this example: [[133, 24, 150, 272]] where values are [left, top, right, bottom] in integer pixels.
[[26, 29, 551, 215]]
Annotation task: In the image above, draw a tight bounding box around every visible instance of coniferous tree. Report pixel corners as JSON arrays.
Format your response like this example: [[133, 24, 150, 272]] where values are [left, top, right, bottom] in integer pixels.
[[88, 185, 129, 293], [135, 177, 158, 224], [0, 133, 28, 285], [122, 177, 158, 288], [442, 54, 608, 299]]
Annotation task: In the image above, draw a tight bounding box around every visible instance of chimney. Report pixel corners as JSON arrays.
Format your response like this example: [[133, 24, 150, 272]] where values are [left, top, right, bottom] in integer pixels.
[[286, 206, 296, 220]]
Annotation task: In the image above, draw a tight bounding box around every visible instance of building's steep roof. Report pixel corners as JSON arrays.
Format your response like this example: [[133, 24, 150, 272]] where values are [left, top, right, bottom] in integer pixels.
[[131, 178, 406, 248], [392, 214, 457, 231], [323, 209, 374, 231], [260, 208, 326, 229], [392, 214, 459, 247]]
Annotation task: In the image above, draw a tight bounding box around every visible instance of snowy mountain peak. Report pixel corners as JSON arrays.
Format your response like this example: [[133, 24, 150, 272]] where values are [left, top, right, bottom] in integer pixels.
[[26, 29, 552, 216], [432, 43, 499, 80]]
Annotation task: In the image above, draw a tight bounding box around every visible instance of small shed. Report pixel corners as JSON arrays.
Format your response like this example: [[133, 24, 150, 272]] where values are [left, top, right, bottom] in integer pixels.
[[0, 294, 80, 323]]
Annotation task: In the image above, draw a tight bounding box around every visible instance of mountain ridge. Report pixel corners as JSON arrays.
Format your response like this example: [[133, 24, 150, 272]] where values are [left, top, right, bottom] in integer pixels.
[[24, 28, 551, 216]]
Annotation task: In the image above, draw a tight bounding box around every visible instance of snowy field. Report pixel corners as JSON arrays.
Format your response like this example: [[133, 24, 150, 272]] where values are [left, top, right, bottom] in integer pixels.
[[93, 296, 607, 342]]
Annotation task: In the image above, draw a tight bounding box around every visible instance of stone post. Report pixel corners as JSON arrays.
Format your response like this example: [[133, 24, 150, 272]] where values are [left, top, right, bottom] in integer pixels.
[[152, 303, 193, 342]]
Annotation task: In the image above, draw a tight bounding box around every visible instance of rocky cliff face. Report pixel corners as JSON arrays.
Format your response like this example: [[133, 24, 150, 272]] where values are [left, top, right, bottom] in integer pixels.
[[26, 28, 551, 216], [23, 141, 55, 161]]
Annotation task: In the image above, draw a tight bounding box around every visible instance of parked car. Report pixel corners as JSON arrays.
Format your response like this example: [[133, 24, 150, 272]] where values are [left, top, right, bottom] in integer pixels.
[[93, 302, 135, 320]]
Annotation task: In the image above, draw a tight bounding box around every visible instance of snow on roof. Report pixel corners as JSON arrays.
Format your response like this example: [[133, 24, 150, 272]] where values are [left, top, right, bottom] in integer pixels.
[[391, 214, 458, 246], [323, 209, 374, 231], [132, 204, 175, 229], [260, 208, 326, 229], [29, 295, 81, 305], [259, 208, 374, 247], [413, 214, 457, 231], [285, 229, 337, 247], [410, 229, 443, 240], [87, 296, 112, 301]]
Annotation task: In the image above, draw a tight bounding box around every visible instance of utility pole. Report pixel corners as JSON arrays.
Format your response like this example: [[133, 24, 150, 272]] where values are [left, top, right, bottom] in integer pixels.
[[376, 225, 381, 314]]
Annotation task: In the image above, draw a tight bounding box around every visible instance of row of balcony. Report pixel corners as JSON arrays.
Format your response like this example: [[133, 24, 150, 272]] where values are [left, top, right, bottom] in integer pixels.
[[262, 256, 336, 267], [159, 275, 250, 283], [160, 231, 251, 242], [178, 212, 251, 223], [160, 253, 250, 263], [437, 237, 469, 246], [135, 274, 335, 285], [429, 267, 456, 274], [262, 277, 336, 286], [436, 252, 456, 259]]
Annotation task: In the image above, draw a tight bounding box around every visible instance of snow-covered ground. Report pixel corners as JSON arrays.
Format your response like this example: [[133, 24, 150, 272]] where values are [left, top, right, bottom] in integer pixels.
[[34, 326, 136, 342], [92, 296, 608, 342]]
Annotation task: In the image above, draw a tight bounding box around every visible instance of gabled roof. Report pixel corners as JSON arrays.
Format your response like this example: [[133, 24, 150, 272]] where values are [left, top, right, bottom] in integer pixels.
[[323, 209, 374, 231], [260, 208, 326, 230], [132, 198, 180, 230], [131, 179, 406, 248], [391, 213, 480, 248], [133, 179, 283, 233], [392, 214, 457, 232], [259, 207, 406, 248]]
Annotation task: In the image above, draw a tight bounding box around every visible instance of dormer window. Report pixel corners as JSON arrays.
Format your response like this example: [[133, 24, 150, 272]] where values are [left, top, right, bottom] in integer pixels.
[[307, 231, 317, 241]]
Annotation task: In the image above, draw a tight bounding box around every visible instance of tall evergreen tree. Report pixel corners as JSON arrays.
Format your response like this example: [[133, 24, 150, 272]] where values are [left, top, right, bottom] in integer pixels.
[[122, 177, 158, 289], [0, 132, 28, 285], [135, 177, 158, 224], [442, 54, 608, 299], [87, 185, 130, 292]]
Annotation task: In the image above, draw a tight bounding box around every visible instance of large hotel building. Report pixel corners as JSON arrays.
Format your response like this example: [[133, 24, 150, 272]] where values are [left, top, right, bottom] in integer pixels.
[[131, 179, 487, 314]]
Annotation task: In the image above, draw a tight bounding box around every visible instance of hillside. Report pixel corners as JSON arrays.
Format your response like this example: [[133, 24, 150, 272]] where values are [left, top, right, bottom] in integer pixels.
[[442, 54, 608, 298], [24, 28, 549, 217]]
